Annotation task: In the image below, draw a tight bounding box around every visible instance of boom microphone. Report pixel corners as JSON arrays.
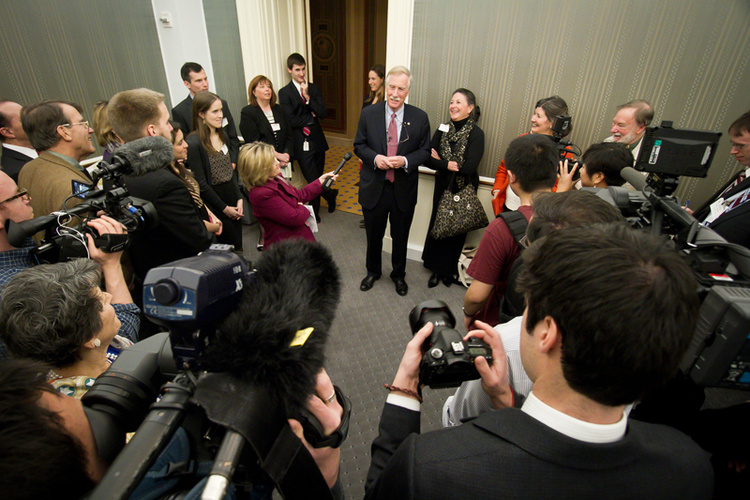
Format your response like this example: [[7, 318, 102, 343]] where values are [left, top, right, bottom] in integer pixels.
[[206, 240, 342, 416], [621, 166, 648, 191], [322, 152, 352, 190], [86, 136, 174, 182]]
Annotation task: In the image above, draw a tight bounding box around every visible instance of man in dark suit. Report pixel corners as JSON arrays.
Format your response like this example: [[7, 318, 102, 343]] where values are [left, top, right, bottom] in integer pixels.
[[109, 88, 211, 283], [171, 62, 239, 165], [278, 53, 335, 220], [693, 110, 750, 249], [0, 100, 37, 182], [354, 66, 430, 296]]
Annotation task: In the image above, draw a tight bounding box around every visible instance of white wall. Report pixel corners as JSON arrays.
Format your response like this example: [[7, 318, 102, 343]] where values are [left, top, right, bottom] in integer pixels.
[[151, 0, 214, 107]]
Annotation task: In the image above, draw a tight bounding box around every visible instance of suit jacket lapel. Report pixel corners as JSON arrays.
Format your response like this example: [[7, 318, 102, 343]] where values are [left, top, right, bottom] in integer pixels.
[[375, 103, 387, 153], [397, 105, 411, 155]]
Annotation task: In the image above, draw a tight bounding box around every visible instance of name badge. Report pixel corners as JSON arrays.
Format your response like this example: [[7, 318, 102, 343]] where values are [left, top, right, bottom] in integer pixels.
[[271, 123, 281, 132], [222, 117, 229, 128], [438, 123, 449, 132], [303, 140, 310, 152]]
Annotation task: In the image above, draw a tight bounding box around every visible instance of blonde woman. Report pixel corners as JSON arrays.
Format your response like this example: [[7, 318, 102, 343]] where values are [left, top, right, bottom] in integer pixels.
[[238, 142, 336, 248]]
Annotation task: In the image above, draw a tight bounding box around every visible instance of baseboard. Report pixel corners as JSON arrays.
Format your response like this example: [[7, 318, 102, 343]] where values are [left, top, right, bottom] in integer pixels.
[[382, 236, 425, 264]]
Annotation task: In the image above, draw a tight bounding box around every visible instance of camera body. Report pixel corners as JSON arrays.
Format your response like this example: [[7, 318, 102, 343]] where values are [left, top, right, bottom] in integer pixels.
[[409, 300, 492, 388]]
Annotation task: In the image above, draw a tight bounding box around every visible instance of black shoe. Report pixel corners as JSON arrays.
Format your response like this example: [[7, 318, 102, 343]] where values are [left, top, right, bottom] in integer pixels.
[[315, 214, 321, 223], [428, 273, 440, 288], [326, 189, 338, 213], [393, 278, 408, 296], [360, 274, 379, 291], [442, 276, 453, 287]]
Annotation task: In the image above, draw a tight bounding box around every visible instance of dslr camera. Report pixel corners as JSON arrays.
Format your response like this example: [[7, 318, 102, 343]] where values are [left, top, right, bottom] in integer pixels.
[[409, 300, 492, 388]]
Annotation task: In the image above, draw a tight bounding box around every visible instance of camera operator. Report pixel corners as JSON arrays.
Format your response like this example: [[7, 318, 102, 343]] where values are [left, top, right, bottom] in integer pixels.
[[107, 88, 212, 284], [357, 224, 712, 499], [0, 171, 139, 360], [557, 141, 632, 192], [444, 190, 624, 425]]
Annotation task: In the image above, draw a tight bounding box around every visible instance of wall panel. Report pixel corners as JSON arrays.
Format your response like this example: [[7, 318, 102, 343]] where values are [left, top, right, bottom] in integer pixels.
[[410, 0, 750, 204]]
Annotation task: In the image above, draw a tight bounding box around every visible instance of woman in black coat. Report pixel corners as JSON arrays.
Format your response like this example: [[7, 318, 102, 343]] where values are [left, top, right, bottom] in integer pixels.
[[239, 75, 293, 178], [422, 88, 485, 287]]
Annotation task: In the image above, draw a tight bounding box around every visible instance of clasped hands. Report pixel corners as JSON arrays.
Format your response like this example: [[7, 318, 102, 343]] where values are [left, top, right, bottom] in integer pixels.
[[375, 154, 405, 170], [223, 199, 244, 220]]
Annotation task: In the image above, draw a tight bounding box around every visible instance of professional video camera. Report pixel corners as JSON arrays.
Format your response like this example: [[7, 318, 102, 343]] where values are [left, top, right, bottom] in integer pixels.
[[409, 300, 492, 388], [82, 242, 346, 500], [5, 136, 169, 263], [588, 122, 750, 392]]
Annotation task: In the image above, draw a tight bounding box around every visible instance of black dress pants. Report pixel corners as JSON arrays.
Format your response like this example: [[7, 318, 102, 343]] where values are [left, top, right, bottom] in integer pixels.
[[362, 181, 415, 279]]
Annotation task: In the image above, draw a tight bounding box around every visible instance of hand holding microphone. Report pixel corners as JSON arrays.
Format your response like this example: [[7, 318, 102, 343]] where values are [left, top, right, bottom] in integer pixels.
[[322, 152, 352, 190]]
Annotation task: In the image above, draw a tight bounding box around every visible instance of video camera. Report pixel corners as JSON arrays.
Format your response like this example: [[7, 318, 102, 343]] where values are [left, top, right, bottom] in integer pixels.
[[409, 300, 492, 388], [83, 242, 345, 499], [586, 122, 750, 391], [6, 137, 167, 263], [550, 114, 583, 166]]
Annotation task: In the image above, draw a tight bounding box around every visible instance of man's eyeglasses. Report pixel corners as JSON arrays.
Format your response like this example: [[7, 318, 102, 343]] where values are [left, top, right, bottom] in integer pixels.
[[730, 141, 749, 151], [387, 120, 410, 145], [61, 120, 90, 129], [0, 187, 29, 205]]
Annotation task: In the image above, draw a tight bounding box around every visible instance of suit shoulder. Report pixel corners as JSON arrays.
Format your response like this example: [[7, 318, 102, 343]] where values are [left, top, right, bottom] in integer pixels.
[[173, 96, 191, 112]]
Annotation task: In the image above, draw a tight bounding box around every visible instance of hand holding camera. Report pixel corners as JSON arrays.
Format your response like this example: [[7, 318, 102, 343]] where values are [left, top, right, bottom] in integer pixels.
[[465, 320, 514, 409], [408, 300, 493, 389]]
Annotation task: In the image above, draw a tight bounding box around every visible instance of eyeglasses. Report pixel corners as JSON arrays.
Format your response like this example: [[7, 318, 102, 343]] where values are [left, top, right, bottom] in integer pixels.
[[61, 120, 90, 129], [0, 187, 29, 205], [387, 118, 410, 145], [730, 141, 749, 151]]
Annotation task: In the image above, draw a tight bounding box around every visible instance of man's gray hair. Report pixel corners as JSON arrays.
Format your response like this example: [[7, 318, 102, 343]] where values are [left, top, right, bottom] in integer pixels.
[[0, 259, 103, 368], [385, 65, 413, 91], [617, 99, 654, 128]]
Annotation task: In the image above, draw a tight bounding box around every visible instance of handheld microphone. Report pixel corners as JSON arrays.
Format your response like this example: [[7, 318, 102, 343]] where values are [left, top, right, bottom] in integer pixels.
[[86, 136, 174, 182], [322, 152, 352, 190]]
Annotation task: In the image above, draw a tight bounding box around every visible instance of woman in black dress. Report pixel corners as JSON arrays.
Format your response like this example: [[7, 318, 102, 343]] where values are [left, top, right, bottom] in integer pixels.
[[422, 88, 485, 288], [186, 91, 244, 250]]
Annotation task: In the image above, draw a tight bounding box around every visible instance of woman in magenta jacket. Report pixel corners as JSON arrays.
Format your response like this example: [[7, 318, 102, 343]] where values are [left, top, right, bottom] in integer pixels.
[[238, 142, 337, 248]]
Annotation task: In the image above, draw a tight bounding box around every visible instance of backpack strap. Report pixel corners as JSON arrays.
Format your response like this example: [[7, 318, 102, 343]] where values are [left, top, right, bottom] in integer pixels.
[[497, 211, 529, 248]]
